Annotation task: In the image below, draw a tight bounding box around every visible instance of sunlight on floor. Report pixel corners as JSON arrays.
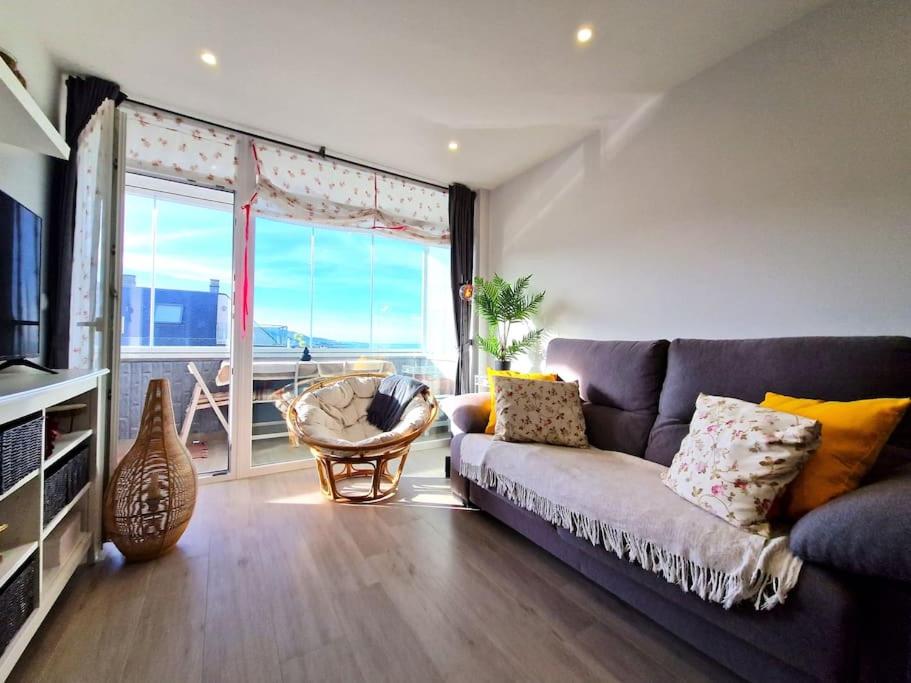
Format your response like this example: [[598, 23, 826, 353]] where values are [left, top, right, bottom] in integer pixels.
[[267, 491, 327, 506], [265, 446, 466, 508]]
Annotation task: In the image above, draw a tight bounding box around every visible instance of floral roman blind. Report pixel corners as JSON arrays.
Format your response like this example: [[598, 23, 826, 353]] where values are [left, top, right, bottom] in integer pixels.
[[251, 141, 449, 244], [122, 104, 448, 244], [124, 105, 239, 187]]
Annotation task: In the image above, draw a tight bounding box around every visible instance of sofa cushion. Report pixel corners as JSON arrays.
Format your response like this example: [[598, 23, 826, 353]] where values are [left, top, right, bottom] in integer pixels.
[[492, 377, 588, 448], [645, 336, 911, 466], [441, 392, 490, 435], [761, 393, 911, 519], [485, 369, 558, 434], [790, 463, 911, 582], [663, 394, 820, 536], [546, 338, 669, 455]]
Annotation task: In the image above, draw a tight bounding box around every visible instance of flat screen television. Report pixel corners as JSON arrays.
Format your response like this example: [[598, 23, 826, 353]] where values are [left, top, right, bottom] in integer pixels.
[[0, 189, 42, 363]]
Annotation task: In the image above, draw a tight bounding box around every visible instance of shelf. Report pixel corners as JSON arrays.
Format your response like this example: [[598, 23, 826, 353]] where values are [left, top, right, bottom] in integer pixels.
[[0, 57, 69, 159], [42, 531, 91, 598], [0, 368, 102, 680], [0, 469, 39, 503], [0, 541, 38, 589], [44, 430, 92, 470], [42, 484, 90, 539]]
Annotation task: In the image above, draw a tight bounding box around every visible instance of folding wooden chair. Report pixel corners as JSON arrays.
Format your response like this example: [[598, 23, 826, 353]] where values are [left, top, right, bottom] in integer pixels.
[[179, 362, 230, 444]]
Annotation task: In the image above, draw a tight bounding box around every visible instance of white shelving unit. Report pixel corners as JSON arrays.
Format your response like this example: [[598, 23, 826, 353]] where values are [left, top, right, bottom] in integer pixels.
[[0, 369, 107, 681], [0, 57, 69, 159], [42, 430, 92, 471], [41, 483, 90, 541]]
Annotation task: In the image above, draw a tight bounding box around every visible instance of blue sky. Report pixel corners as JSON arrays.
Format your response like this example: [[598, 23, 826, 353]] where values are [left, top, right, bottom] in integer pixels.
[[122, 192, 451, 348]]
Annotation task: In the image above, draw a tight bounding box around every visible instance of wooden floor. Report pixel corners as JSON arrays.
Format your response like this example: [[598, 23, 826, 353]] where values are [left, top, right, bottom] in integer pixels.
[[11, 448, 738, 683]]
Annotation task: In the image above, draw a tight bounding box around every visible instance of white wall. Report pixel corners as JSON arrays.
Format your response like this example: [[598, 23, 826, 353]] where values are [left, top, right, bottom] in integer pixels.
[[0, 18, 61, 363], [489, 0, 911, 343], [0, 16, 60, 219]]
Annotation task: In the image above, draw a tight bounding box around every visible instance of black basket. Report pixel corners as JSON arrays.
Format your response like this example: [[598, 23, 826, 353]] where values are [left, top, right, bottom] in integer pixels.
[[0, 553, 37, 655], [0, 414, 43, 494], [43, 446, 89, 527]]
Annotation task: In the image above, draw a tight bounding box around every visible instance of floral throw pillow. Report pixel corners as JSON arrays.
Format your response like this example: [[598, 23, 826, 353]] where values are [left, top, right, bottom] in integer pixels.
[[662, 394, 821, 536], [493, 377, 589, 448]]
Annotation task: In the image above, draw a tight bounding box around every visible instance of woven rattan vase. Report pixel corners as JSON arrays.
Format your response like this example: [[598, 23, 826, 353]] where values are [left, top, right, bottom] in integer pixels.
[[104, 379, 197, 561]]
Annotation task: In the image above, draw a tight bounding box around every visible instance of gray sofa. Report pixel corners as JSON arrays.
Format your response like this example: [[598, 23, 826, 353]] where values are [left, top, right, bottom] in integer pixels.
[[445, 337, 911, 682]]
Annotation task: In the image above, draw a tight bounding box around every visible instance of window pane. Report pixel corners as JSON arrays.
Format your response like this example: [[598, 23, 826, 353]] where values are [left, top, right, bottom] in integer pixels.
[[372, 237, 423, 350], [153, 197, 233, 346], [253, 218, 312, 348], [426, 246, 456, 356], [312, 228, 371, 350], [154, 303, 184, 324], [121, 192, 155, 345], [422, 245, 457, 396]]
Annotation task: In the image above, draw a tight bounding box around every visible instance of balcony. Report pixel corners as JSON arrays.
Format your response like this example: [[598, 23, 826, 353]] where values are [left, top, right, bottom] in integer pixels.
[[116, 350, 454, 476]]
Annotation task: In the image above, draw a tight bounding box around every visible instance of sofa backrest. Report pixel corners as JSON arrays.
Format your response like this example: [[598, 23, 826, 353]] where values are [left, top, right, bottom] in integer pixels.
[[546, 339, 669, 456], [644, 336, 911, 468]]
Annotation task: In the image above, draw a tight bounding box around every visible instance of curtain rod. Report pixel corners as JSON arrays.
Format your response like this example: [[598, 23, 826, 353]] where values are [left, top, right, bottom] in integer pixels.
[[124, 97, 450, 193]]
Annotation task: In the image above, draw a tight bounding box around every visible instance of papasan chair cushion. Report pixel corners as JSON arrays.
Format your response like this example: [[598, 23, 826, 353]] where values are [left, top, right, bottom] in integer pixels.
[[289, 375, 432, 448]]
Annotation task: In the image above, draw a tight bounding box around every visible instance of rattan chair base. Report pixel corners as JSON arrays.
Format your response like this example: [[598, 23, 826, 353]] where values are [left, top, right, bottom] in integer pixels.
[[313, 445, 410, 503]]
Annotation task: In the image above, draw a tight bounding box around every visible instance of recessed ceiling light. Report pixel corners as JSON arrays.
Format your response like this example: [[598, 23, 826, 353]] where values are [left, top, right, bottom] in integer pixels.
[[448, 141, 459, 152], [576, 25, 594, 44], [200, 50, 218, 66]]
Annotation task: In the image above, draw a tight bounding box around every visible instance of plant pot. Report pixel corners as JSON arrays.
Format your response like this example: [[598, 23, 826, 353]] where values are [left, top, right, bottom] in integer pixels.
[[491, 359, 512, 371]]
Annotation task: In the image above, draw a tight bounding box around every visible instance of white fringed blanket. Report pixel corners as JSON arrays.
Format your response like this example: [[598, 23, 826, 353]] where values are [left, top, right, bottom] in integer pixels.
[[459, 435, 802, 610]]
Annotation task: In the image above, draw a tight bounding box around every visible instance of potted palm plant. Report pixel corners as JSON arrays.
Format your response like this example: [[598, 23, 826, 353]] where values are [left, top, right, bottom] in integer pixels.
[[474, 274, 546, 371]]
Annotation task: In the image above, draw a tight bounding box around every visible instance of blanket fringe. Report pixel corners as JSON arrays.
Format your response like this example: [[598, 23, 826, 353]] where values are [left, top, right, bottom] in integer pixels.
[[461, 461, 789, 610]]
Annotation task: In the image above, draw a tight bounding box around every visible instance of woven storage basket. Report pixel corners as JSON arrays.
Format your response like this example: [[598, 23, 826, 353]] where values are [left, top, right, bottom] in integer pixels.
[[0, 553, 37, 654], [0, 414, 43, 494], [43, 446, 89, 526]]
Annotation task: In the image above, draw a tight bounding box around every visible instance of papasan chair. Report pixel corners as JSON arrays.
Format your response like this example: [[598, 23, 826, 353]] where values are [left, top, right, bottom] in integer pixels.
[[285, 373, 438, 503]]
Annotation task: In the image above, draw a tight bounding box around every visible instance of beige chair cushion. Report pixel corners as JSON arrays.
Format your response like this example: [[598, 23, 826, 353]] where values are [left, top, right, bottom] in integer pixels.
[[272, 361, 397, 414], [292, 375, 431, 448]]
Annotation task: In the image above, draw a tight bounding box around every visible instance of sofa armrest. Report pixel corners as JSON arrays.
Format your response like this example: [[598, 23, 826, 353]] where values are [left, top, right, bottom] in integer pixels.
[[441, 392, 490, 435], [790, 464, 911, 582]]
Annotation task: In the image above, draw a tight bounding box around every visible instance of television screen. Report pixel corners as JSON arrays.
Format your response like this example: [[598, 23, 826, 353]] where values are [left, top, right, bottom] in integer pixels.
[[0, 190, 41, 360]]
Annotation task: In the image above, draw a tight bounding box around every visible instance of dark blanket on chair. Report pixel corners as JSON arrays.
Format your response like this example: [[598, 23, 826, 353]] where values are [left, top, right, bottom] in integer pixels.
[[367, 375, 428, 432]]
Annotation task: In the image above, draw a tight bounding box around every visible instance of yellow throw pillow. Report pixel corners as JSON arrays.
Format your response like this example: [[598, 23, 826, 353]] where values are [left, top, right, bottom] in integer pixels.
[[485, 368, 558, 434], [760, 392, 910, 519]]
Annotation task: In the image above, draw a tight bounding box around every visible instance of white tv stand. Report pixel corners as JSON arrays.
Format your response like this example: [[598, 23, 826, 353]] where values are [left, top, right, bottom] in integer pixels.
[[0, 368, 107, 680]]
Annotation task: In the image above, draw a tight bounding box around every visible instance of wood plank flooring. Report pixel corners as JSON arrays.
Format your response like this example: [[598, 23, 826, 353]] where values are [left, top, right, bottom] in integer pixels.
[[10, 448, 739, 683]]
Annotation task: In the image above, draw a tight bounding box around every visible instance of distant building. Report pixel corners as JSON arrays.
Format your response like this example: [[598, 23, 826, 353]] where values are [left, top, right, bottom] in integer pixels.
[[121, 275, 389, 350], [121, 275, 228, 346]]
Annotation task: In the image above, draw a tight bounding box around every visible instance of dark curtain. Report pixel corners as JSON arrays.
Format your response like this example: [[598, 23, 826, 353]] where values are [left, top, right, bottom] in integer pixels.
[[449, 183, 476, 395], [46, 76, 124, 369]]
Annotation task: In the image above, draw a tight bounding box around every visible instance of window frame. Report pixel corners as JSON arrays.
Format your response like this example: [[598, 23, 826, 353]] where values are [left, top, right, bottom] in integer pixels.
[[120, 174, 454, 359]]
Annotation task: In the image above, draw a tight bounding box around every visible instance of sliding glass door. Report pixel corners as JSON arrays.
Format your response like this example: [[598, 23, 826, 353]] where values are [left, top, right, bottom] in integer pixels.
[[117, 174, 234, 477], [247, 217, 316, 467]]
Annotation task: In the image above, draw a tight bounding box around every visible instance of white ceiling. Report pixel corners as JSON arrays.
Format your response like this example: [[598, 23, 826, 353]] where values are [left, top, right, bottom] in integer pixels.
[[10, 0, 828, 188]]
